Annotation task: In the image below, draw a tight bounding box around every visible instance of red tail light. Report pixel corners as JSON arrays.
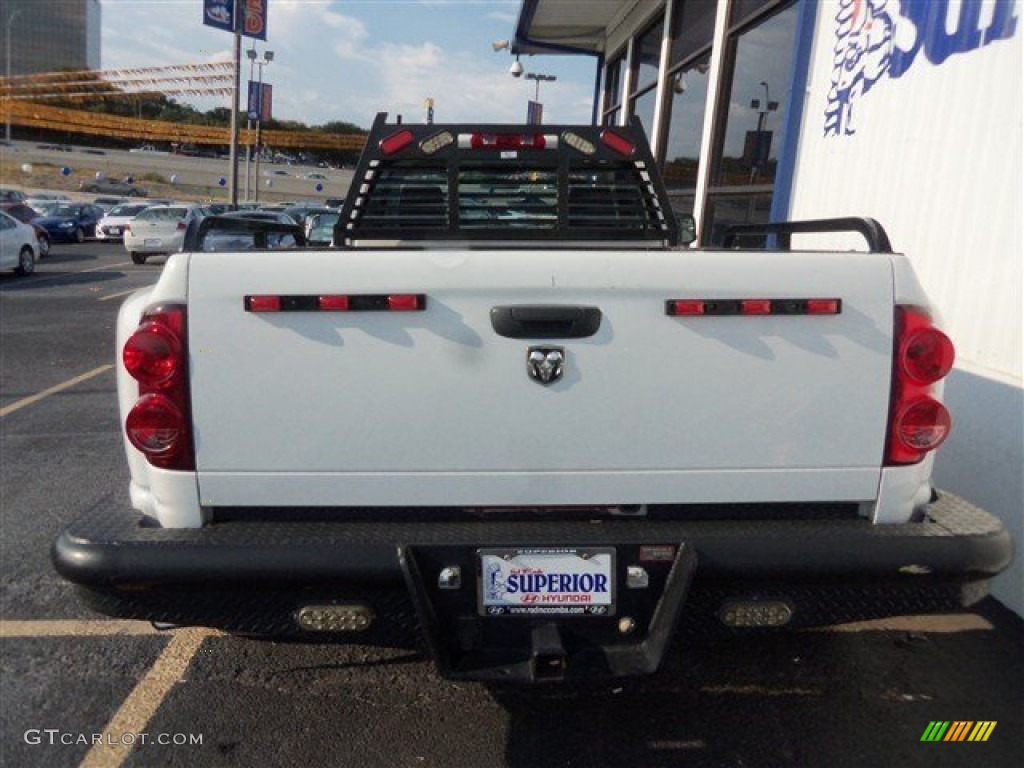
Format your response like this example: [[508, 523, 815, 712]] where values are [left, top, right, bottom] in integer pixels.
[[886, 307, 954, 465], [123, 321, 181, 388], [125, 394, 187, 458], [123, 304, 193, 470], [176, 220, 187, 231], [380, 129, 414, 155], [600, 130, 635, 156], [124, 224, 131, 232]]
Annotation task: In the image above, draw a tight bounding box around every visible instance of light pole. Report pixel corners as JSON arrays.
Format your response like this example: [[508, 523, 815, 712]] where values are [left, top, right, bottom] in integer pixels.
[[524, 72, 556, 125], [5, 9, 22, 143], [244, 47, 257, 202], [251, 50, 273, 203], [749, 81, 778, 182]]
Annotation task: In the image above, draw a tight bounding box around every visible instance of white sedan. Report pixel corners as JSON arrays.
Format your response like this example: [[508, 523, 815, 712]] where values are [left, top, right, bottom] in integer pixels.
[[124, 205, 204, 264], [96, 202, 152, 241], [0, 210, 38, 276]]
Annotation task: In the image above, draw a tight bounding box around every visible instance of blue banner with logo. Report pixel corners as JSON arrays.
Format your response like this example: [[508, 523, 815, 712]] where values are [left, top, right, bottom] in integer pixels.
[[203, 1, 267, 40], [248, 81, 273, 122], [202, 0, 234, 33]]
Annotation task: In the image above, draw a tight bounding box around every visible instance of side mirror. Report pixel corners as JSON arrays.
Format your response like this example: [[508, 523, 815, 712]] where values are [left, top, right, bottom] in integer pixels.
[[678, 214, 697, 246]]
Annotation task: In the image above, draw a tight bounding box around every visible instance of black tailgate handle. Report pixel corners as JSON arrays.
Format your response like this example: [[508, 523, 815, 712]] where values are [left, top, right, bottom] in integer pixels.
[[490, 305, 602, 339]]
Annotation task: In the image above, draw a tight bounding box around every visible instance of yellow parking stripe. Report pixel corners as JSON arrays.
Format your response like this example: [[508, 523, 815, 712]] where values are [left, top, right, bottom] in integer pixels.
[[0, 620, 160, 637], [0, 365, 112, 418], [78, 628, 211, 768]]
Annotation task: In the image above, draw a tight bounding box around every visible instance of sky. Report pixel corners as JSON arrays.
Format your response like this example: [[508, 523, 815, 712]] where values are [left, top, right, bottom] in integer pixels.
[[100, 0, 600, 130]]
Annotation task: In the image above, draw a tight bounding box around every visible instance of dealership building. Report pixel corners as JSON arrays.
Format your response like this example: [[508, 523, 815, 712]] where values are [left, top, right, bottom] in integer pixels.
[[511, 0, 1021, 613]]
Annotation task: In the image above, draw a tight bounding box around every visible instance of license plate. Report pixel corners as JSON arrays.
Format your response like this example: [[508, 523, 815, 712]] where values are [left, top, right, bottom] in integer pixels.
[[144, 238, 160, 247], [479, 547, 615, 616], [108, 227, 121, 235]]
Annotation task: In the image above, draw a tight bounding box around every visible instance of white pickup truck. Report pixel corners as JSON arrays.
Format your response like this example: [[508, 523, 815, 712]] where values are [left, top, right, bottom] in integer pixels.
[[54, 115, 1012, 682]]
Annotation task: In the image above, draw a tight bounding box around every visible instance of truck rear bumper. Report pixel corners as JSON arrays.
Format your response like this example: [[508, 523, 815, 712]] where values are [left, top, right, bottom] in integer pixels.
[[53, 492, 1012, 681]]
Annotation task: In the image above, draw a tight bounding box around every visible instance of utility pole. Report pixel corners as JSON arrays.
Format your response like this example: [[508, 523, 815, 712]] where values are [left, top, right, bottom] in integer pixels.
[[227, 0, 241, 207]]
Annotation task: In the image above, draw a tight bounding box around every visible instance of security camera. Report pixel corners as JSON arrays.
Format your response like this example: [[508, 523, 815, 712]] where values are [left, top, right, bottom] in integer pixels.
[[509, 59, 523, 77]]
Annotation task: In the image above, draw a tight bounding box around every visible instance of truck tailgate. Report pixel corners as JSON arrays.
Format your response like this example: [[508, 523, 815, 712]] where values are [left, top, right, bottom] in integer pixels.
[[188, 249, 894, 508]]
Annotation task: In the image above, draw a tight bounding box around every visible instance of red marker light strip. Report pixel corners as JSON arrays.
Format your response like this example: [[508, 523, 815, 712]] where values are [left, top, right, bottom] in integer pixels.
[[600, 130, 636, 156], [666, 299, 841, 316], [245, 294, 426, 312], [379, 129, 415, 155]]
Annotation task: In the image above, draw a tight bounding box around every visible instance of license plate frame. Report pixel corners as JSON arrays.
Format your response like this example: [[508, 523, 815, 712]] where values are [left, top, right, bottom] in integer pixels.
[[478, 547, 616, 617]]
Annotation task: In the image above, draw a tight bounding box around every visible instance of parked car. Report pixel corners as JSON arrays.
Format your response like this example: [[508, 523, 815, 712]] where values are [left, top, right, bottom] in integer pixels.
[[93, 196, 129, 212], [96, 202, 152, 241], [79, 177, 148, 197], [0, 202, 50, 258], [0, 210, 37, 276], [190, 211, 305, 252], [35, 203, 105, 243], [123, 204, 204, 263], [0, 187, 26, 204], [305, 210, 339, 246], [25, 192, 70, 209]]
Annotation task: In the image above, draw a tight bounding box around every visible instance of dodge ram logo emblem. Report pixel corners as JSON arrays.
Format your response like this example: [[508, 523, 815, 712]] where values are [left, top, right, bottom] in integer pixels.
[[527, 346, 564, 385]]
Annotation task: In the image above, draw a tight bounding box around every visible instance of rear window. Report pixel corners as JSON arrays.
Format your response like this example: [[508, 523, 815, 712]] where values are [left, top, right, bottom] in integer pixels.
[[136, 207, 188, 221], [109, 204, 149, 216]]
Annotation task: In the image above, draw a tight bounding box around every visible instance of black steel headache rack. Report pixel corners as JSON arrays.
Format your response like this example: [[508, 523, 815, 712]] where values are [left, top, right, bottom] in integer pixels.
[[333, 113, 682, 248]]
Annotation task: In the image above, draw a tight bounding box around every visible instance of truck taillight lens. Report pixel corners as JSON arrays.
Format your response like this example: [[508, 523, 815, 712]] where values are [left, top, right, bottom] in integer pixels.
[[893, 398, 952, 452], [886, 307, 955, 465], [123, 322, 181, 388], [125, 394, 186, 458], [900, 326, 955, 384], [123, 304, 194, 470]]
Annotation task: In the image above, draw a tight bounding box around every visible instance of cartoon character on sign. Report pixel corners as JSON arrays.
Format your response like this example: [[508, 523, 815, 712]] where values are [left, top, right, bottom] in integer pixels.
[[485, 562, 507, 602], [824, 0, 895, 136], [825, 0, 1020, 137]]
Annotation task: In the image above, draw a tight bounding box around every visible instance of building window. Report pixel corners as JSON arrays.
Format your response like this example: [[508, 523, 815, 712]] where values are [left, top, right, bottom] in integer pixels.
[[660, 0, 717, 221], [662, 54, 711, 216], [634, 15, 664, 92], [703, 1, 798, 245], [631, 87, 659, 140], [602, 52, 625, 123]]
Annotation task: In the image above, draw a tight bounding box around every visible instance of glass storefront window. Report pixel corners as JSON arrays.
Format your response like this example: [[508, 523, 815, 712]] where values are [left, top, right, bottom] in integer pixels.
[[703, 1, 798, 244], [662, 56, 710, 193], [670, 0, 716, 63], [712, 3, 797, 188], [631, 87, 659, 142], [605, 54, 624, 111], [635, 15, 664, 91]]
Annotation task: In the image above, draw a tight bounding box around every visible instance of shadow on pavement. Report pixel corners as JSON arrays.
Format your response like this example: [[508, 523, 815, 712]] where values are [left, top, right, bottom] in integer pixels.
[[491, 599, 1022, 767]]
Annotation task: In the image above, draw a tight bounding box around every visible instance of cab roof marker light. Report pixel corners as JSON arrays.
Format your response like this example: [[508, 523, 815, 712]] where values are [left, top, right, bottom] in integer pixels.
[[420, 131, 455, 154], [561, 131, 596, 155], [379, 129, 415, 155], [599, 130, 636, 156]]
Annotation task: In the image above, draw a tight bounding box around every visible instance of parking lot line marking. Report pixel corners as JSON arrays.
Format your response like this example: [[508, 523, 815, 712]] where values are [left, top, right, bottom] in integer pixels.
[[0, 619, 161, 637], [1, 261, 135, 290], [81, 261, 132, 272], [98, 287, 145, 302], [79, 628, 211, 768], [0, 364, 112, 419]]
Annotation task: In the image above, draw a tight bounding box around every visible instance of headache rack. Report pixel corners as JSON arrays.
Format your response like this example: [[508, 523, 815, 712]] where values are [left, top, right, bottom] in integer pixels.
[[334, 113, 681, 248]]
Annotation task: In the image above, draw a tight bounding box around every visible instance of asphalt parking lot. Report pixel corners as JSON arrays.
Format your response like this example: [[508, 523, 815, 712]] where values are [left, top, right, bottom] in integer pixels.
[[1, 241, 1021, 768]]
